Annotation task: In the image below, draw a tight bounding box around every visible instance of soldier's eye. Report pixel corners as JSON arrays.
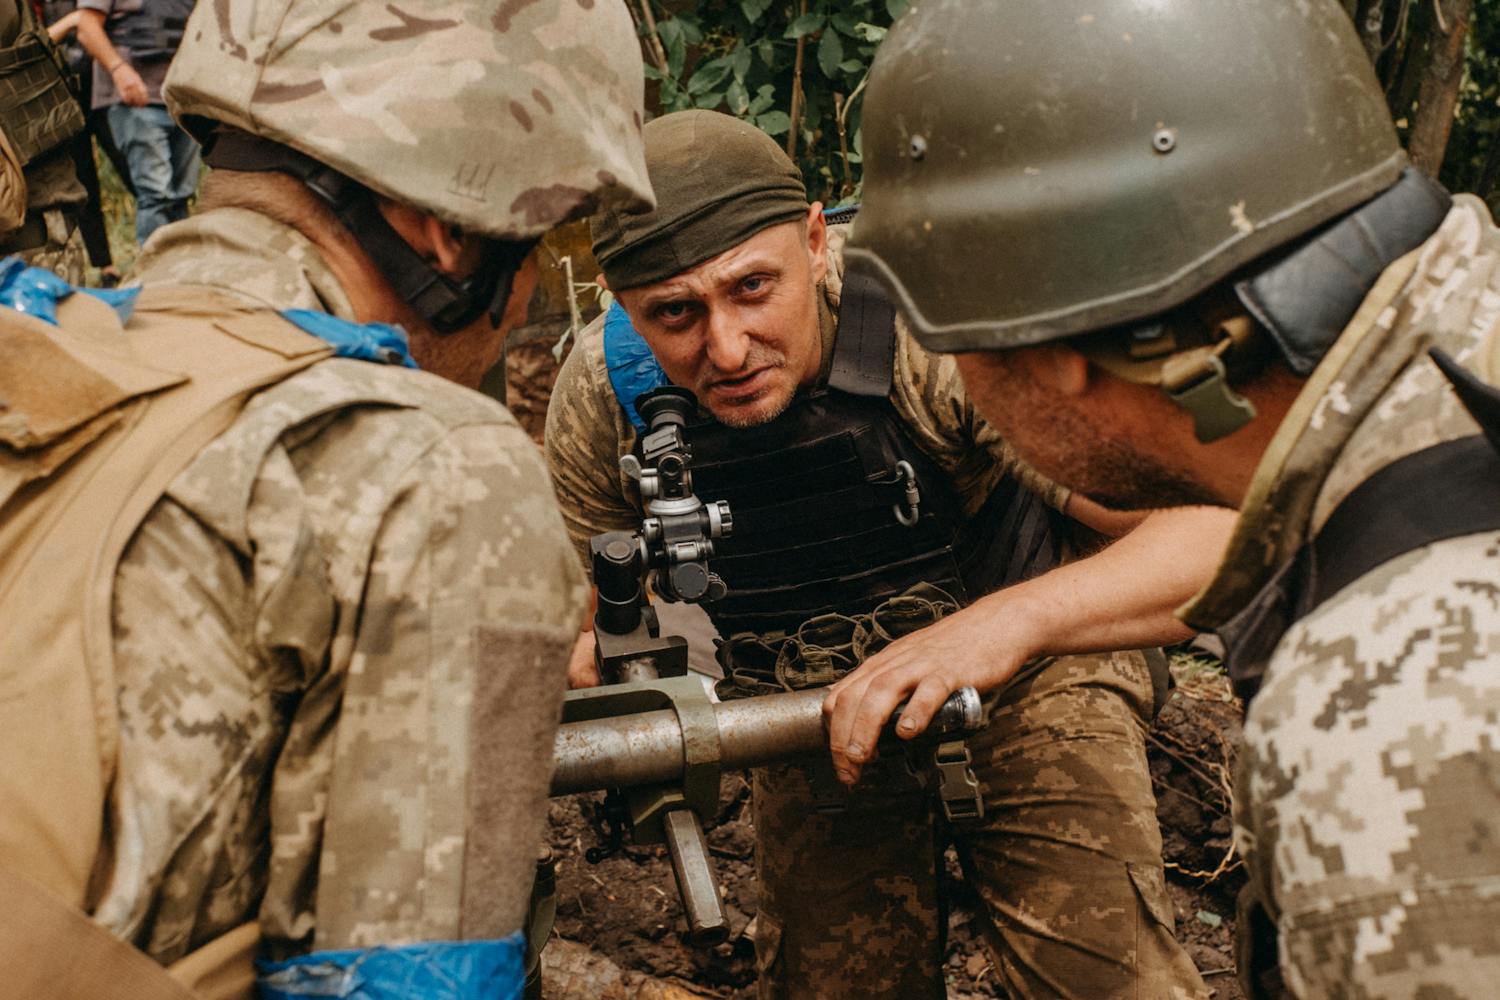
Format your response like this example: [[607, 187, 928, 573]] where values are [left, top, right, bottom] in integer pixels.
[[741, 275, 768, 294], [655, 302, 690, 321]]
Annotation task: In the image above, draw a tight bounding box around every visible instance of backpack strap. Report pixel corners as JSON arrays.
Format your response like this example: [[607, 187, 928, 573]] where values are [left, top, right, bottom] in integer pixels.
[[1220, 350, 1500, 702]]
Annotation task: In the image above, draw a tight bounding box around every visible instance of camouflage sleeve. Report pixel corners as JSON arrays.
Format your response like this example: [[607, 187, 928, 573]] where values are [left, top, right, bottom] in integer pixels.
[[886, 320, 1072, 516], [1239, 533, 1500, 996], [311, 419, 586, 948], [544, 316, 643, 572]]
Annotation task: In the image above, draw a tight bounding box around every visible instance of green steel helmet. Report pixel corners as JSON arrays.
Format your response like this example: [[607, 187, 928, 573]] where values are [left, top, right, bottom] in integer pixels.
[[164, 0, 654, 241], [843, 0, 1406, 353]]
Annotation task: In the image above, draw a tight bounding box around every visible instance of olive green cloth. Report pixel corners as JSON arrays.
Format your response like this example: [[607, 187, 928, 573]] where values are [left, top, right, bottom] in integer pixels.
[[591, 110, 808, 290]]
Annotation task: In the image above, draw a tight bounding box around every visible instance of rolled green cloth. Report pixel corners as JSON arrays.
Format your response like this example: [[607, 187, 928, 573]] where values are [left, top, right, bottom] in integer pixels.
[[591, 109, 809, 291]]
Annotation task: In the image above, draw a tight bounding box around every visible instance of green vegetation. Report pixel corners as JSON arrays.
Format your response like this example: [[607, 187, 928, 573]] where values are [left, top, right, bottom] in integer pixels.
[[629, 0, 1500, 207], [630, 0, 910, 203], [95, 144, 137, 274]]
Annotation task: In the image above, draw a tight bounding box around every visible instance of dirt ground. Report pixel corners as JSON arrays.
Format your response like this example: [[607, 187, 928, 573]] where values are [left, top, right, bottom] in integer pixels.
[[541, 656, 1247, 1000]]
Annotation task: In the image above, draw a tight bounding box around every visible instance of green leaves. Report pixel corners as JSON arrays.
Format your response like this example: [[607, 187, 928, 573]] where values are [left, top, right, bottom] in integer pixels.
[[785, 12, 824, 38], [755, 110, 793, 136], [817, 26, 844, 78], [740, 0, 773, 23], [638, 0, 903, 200]]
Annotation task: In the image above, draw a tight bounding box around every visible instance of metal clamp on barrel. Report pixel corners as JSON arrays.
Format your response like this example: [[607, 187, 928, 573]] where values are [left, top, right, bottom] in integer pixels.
[[562, 676, 729, 944]]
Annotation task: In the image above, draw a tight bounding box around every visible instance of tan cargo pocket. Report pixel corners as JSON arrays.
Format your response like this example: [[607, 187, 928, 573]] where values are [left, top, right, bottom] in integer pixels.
[[1127, 861, 1177, 929], [753, 911, 785, 983]]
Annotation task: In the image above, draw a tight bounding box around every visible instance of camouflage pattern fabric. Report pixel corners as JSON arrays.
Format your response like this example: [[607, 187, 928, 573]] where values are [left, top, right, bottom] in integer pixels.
[[545, 229, 1202, 996], [84, 207, 587, 962], [18, 207, 86, 284], [1180, 195, 1500, 997], [544, 225, 1070, 571], [753, 651, 1207, 1000], [163, 0, 654, 240]]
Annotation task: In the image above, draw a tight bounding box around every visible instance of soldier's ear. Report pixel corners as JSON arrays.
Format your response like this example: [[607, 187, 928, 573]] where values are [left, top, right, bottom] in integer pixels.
[[805, 202, 827, 282], [1042, 344, 1091, 398], [419, 212, 471, 276]]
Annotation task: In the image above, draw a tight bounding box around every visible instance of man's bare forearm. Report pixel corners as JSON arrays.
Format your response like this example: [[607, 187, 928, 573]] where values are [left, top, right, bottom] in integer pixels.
[[74, 9, 122, 70], [822, 504, 1237, 783], [998, 504, 1236, 659]]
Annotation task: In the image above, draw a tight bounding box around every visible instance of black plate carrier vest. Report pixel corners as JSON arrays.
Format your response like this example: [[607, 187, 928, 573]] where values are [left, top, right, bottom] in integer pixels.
[[676, 273, 1064, 639]]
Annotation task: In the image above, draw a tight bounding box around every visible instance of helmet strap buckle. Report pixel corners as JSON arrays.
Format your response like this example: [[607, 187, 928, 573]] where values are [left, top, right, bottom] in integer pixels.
[[1162, 350, 1256, 443]]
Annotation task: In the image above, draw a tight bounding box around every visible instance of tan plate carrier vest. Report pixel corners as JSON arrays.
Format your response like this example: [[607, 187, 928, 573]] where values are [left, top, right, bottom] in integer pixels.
[[0, 287, 333, 1000]]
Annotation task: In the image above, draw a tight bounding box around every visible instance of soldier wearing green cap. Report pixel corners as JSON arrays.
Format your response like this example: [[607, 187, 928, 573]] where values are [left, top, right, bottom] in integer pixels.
[[841, 0, 1500, 997], [0, 2, 653, 997], [546, 108, 1230, 999]]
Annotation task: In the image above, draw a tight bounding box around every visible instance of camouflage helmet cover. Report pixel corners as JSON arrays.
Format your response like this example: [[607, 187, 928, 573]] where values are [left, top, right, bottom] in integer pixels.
[[844, 0, 1406, 353], [165, 0, 654, 240]]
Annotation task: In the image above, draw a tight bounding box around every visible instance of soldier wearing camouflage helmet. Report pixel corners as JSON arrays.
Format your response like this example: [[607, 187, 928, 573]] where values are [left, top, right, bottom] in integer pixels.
[[0, 2, 650, 997], [844, 0, 1500, 996]]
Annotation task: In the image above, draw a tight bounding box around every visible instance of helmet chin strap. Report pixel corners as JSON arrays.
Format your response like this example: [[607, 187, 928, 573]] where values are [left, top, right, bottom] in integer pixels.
[[203, 128, 536, 334]]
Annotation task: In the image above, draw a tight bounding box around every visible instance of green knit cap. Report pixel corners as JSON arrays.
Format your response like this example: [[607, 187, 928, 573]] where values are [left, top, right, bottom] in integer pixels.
[[592, 110, 809, 290]]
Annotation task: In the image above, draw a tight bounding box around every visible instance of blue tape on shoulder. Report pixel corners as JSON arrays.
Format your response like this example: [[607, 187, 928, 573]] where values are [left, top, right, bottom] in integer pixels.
[[602, 301, 669, 432], [0, 255, 139, 326], [255, 933, 525, 1000], [280, 309, 419, 369]]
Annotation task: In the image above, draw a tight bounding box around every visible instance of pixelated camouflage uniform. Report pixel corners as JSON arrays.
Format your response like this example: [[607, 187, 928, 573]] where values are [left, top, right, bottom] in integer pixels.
[[63, 206, 584, 963], [1, 0, 652, 992], [1181, 195, 1500, 999], [546, 228, 1208, 1000]]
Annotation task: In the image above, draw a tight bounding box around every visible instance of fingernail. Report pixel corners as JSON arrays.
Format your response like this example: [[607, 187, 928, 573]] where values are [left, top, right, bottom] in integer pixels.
[[837, 770, 855, 784], [846, 743, 865, 762], [898, 718, 916, 734]]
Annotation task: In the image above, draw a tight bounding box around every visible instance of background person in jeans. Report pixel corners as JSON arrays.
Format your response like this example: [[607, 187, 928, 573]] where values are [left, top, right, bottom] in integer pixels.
[[74, 0, 196, 246]]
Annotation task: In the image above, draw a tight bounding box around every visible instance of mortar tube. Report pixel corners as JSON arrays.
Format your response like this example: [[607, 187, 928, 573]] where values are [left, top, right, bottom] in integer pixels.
[[549, 687, 829, 795]]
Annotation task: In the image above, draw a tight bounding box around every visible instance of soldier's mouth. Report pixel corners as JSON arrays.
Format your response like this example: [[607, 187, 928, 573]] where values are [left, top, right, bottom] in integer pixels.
[[709, 367, 774, 400]]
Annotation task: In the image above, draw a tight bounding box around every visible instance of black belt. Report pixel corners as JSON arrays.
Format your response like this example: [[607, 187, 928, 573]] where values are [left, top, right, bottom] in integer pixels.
[[0, 207, 77, 254]]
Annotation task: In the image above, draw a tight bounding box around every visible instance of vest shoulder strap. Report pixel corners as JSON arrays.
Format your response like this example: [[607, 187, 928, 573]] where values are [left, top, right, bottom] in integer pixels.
[[827, 269, 896, 398], [1301, 435, 1500, 613], [1222, 349, 1500, 703]]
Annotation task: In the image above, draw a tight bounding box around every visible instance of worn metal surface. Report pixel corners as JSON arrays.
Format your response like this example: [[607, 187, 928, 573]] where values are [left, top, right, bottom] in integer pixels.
[[550, 686, 981, 795], [662, 809, 729, 946], [550, 688, 827, 795]]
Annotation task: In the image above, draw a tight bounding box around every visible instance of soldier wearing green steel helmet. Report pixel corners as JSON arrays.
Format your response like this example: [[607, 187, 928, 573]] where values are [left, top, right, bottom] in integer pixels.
[[0, 2, 650, 998], [842, 0, 1500, 996]]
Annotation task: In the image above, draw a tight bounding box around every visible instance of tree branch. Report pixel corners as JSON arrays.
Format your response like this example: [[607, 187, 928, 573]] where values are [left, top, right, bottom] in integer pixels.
[[633, 0, 669, 77], [1407, 0, 1473, 175], [786, 0, 808, 159]]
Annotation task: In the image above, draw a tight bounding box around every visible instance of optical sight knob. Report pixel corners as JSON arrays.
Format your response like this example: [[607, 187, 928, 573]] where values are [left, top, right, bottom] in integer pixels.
[[636, 386, 698, 429]]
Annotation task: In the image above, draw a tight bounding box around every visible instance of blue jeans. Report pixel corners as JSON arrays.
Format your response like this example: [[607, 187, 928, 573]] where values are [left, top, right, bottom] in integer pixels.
[[105, 103, 200, 245]]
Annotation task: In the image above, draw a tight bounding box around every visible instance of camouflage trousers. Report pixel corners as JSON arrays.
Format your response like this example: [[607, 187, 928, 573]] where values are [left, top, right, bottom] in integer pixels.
[[751, 650, 1208, 1000], [17, 208, 88, 285]]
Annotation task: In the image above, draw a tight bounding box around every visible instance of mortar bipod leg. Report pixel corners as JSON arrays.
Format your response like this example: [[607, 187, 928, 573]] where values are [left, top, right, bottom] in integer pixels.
[[662, 809, 729, 946]]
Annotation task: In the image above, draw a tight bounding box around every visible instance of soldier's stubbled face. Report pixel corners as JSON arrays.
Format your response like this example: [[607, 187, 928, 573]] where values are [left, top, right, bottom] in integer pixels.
[[618, 209, 827, 429], [954, 347, 1221, 510]]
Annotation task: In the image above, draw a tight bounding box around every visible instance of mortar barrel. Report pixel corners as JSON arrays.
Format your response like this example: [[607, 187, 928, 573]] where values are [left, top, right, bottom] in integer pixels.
[[549, 685, 981, 795], [550, 687, 827, 795]]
